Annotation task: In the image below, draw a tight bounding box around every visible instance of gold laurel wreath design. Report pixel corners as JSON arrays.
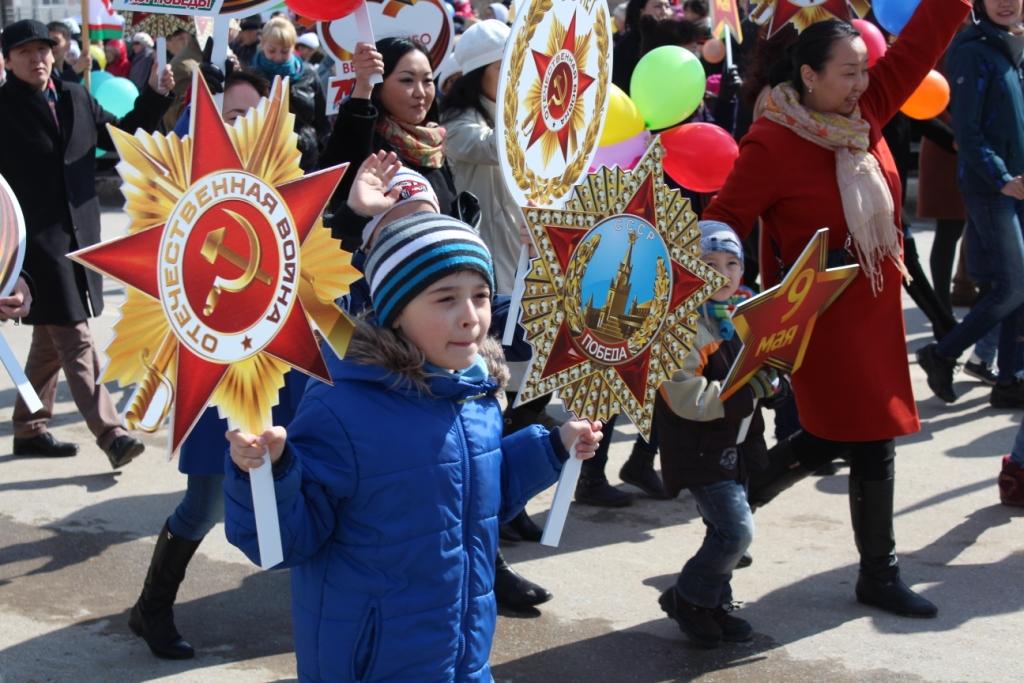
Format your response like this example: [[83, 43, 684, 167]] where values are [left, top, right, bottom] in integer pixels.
[[628, 256, 671, 355], [502, 0, 610, 204], [563, 232, 598, 335]]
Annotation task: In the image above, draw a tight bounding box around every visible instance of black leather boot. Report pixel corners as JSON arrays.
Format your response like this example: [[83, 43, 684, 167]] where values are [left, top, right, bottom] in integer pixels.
[[849, 476, 937, 618], [129, 521, 203, 659], [500, 509, 543, 543], [575, 470, 633, 507], [619, 439, 670, 499], [494, 549, 552, 609]]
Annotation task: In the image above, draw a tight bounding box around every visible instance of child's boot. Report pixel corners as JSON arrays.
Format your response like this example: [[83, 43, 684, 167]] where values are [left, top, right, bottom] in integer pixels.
[[658, 587, 722, 649], [619, 438, 670, 499], [998, 455, 1024, 507], [849, 476, 937, 618], [129, 521, 202, 659], [713, 606, 753, 642], [494, 549, 552, 609]]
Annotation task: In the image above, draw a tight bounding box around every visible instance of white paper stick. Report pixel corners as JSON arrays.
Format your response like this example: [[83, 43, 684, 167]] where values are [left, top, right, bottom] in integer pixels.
[[229, 417, 284, 569], [737, 398, 757, 445], [156, 36, 167, 84], [502, 244, 530, 346], [540, 443, 581, 547], [354, 3, 382, 86], [211, 17, 230, 109], [724, 25, 733, 70], [0, 332, 41, 414]]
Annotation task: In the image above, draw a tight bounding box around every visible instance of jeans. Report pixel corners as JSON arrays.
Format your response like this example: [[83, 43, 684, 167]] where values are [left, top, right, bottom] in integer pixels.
[[167, 474, 225, 542], [973, 325, 999, 367], [676, 480, 754, 608], [937, 193, 1024, 383]]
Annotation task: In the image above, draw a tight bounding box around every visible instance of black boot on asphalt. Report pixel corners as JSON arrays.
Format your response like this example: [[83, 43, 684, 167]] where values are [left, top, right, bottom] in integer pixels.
[[494, 549, 552, 609], [850, 477, 937, 618], [990, 379, 1024, 409], [575, 472, 633, 507], [916, 343, 957, 403], [13, 432, 79, 457], [714, 606, 753, 642], [501, 509, 543, 543], [106, 434, 145, 469], [619, 441, 670, 499], [658, 588, 722, 649], [130, 521, 202, 659]]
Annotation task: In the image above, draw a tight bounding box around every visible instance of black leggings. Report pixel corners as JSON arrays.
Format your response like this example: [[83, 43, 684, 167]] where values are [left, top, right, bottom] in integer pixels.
[[930, 218, 966, 315], [791, 432, 896, 481]]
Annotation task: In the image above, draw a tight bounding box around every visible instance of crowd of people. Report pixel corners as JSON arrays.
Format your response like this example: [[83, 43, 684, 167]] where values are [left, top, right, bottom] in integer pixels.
[[1, 0, 1023, 676]]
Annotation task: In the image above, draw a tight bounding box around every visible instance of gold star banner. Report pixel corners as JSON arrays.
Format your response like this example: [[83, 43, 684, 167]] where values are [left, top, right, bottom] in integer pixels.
[[749, 0, 871, 37], [516, 140, 728, 440]]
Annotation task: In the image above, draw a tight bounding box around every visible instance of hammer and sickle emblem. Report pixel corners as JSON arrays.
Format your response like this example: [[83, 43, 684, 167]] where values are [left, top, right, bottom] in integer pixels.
[[200, 209, 272, 316], [548, 72, 569, 109]]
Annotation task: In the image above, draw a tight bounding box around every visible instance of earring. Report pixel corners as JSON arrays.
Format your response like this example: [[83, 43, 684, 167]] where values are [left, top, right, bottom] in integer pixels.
[[808, 86, 813, 93]]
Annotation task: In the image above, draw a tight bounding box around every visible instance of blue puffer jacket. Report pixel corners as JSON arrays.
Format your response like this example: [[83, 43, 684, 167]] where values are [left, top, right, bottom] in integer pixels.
[[224, 334, 566, 682], [947, 18, 1024, 195]]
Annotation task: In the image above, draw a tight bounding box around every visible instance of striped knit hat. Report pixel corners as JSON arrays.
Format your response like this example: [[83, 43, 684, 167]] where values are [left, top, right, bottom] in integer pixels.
[[364, 212, 495, 328]]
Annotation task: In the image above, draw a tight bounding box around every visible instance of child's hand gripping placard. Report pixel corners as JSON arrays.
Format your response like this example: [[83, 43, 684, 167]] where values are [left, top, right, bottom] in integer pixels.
[[515, 141, 727, 546], [69, 73, 359, 569], [720, 228, 859, 406]]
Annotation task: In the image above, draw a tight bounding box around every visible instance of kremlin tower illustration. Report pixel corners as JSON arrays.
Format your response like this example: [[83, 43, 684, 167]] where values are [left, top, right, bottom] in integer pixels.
[[583, 231, 656, 342]]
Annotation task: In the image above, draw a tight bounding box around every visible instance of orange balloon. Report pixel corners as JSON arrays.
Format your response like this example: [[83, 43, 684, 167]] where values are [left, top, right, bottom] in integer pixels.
[[702, 40, 726, 65], [900, 70, 950, 120]]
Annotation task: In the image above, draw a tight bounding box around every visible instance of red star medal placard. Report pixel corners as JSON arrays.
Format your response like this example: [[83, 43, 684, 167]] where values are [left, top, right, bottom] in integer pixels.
[[750, 0, 862, 38], [70, 72, 356, 452], [719, 228, 858, 400], [516, 141, 727, 440]]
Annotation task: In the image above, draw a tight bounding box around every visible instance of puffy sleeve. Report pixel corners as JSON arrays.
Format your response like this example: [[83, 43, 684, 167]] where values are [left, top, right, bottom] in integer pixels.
[[224, 395, 357, 569], [858, 0, 972, 126]]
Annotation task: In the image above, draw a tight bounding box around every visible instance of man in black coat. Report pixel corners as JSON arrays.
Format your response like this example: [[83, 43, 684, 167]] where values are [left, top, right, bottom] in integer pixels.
[[0, 20, 174, 469]]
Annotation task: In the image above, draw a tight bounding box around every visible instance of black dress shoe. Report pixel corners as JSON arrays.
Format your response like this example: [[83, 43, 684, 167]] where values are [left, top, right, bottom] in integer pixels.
[[495, 551, 552, 609], [13, 433, 79, 457], [575, 475, 633, 507], [508, 510, 543, 542], [105, 435, 145, 469]]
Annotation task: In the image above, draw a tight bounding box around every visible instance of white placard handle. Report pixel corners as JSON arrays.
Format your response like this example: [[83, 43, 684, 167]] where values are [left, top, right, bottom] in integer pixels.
[[502, 244, 530, 346], [0, 332, 42, 414], [229, 418, 284, 569], [354, 3, 383, 86], [156, 36, 167, 85], [540, 443, 581, 547]]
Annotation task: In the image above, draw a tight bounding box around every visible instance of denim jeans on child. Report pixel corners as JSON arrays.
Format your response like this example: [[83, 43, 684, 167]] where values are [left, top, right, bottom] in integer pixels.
[[167, 474, 225, 542], [676, 479, 755, 608], [937, 193, 1024, 383]]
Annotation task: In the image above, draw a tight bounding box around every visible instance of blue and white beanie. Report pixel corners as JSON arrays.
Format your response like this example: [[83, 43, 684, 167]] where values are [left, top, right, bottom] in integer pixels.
[[364, 212, 495, 328], [698, 220, 744, 266]]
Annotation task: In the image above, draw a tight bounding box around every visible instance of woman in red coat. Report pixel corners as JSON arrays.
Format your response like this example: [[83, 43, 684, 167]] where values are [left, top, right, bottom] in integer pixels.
[[703, 0, 971, 618]]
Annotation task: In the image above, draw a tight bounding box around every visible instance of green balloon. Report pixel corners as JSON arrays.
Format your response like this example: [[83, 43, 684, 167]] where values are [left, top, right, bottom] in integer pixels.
[[630, 46, 706, 131], [95, 77, 139, 118]]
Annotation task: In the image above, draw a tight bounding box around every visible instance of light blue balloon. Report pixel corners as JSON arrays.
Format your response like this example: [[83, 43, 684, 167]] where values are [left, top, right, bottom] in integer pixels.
[[89, 70, 113, 92], [95, 77, 139, 118], [873, 0, 922, 35]]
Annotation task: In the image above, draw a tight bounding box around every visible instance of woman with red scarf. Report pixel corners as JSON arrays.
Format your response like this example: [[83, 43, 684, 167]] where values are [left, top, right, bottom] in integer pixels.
[[702, 0, 972, 618], [103, 39, 131, 78]]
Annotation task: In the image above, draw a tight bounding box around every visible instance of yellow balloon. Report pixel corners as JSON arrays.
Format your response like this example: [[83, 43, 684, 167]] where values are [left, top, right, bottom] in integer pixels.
[[90, 44, 107, 71], [601, 84, 646, 146]]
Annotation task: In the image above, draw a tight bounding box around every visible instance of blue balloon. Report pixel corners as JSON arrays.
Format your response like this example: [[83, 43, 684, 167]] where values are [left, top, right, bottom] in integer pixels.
[[89, 70, 113, 91], [873, 0, 922, 35], [94, 77, 139, 118]]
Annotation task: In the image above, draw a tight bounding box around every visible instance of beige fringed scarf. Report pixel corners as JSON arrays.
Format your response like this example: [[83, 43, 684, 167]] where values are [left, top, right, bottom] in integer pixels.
[[762, 83, 910, 295]]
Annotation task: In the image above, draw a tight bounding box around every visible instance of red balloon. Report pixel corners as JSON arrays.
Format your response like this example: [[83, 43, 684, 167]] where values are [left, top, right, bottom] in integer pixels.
[[285, 0, 363, 21], [851, 19, 887, 67], [661, 123, 739, 193]]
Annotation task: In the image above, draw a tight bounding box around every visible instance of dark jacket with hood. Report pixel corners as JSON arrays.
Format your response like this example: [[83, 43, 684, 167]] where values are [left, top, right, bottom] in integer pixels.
[[946, 17, 1024, 194], [654, 313, 768, 496]]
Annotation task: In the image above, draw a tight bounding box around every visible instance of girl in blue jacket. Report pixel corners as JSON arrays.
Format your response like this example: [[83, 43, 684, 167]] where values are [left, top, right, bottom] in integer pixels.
[[225, 212, 602, 682]]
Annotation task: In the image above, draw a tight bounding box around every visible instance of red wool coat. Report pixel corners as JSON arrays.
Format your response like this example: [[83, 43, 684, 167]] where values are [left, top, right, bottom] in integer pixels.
[[703, 0, 971, 442]]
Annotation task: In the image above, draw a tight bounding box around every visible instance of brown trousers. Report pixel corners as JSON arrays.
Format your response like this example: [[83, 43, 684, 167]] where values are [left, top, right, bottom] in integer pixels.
[[12, 322, 125, 449]]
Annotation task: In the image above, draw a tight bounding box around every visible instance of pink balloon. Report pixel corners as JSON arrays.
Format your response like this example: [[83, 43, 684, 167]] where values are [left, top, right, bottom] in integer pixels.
[[589, 131, 652, 172], [852, 19, 887, 67]]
